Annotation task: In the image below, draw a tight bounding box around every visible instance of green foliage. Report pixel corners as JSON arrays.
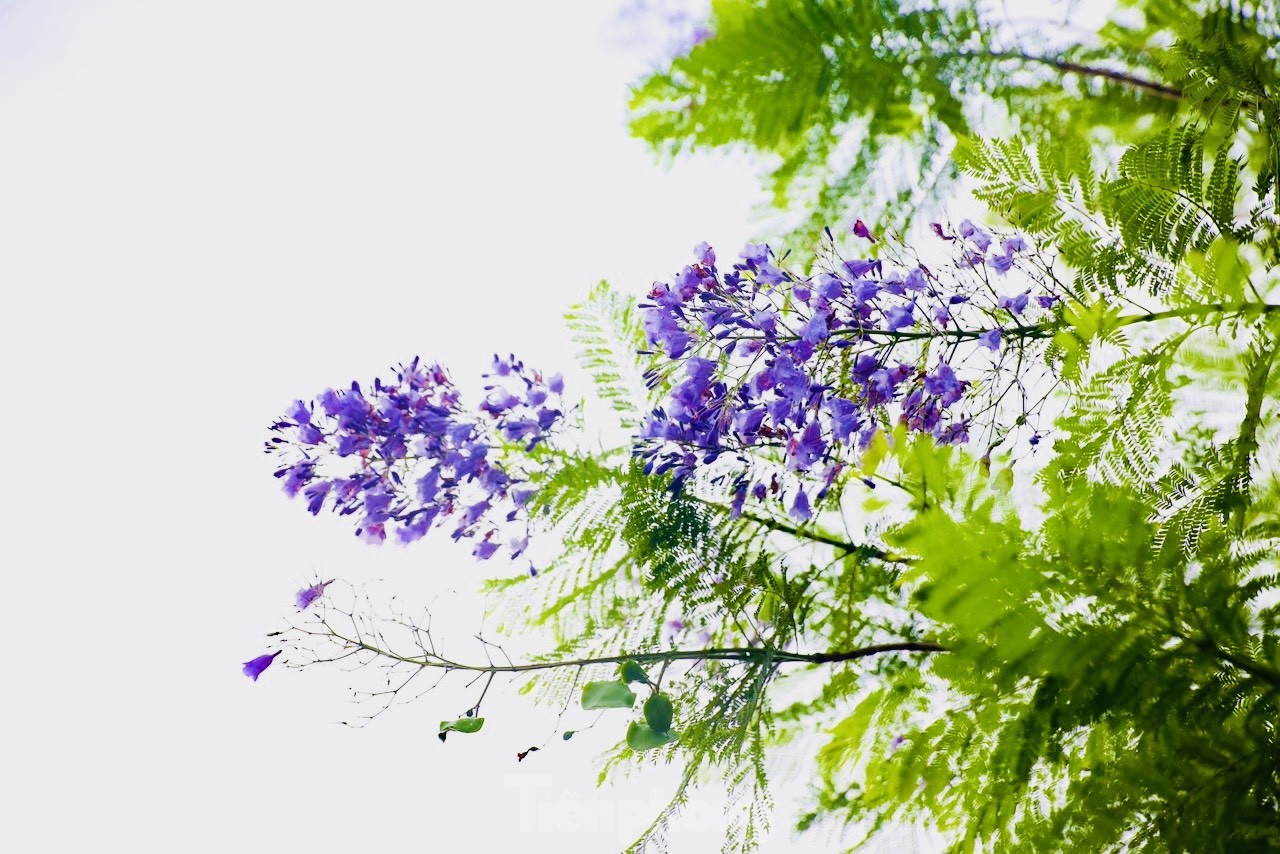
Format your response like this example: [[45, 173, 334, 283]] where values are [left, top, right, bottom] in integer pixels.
[[629, 0, 1186, 245], [565, 280, 661, 431], [582, 680, 638, 709], [620, 660, 650, 684], [419, 5, 1280, 850], [644, 693, 675, 734], [628, 720, 680, 751], [438, 717, 484, 735]]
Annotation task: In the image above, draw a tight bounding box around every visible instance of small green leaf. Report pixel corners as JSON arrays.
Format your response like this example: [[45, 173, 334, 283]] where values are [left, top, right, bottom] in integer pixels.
[[581, 680, 636, 709], [562, 731, 574, 741], [439, 717, 485, 734], [643, 694, 674, 733], [861, 428, 890, 476], [626, 721, 678, 751], [619, 660, 649, 684]]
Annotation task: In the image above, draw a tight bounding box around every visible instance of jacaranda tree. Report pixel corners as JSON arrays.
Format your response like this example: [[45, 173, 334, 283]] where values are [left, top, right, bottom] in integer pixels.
[[246, 1, 1280, 850]]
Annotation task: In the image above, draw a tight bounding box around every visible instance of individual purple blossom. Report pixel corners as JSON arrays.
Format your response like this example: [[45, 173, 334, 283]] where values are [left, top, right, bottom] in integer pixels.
[[730, 484, 747, 519], [850, 219, 876, 242], [1036, 294, 1059, 309], [958, 219, 992, 251], [979, 328, 1003, 351], [787, 419, 827, 471], [1002, 236, 1028, 254], [693, 241, 715, 266], [936, 420, 971, 444], [789, 488, 812, 522], [989, 253, 1014, 274], [740, 242, 770, 265], [884, 303, 915, 331], [923, 363, 964, 407], [242, 650, 281, 681], [998, 293, 1030, 316], [755, 261, 787, 286], [296, 579, 333, 610]]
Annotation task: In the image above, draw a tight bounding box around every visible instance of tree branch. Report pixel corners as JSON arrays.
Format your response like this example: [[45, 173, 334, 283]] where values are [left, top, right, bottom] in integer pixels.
[[985, 50, 1184, 101], [319, 628, 946, 674]]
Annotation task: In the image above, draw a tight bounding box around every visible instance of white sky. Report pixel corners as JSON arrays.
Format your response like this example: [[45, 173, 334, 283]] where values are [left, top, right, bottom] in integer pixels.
[[0, 1, 1101, 851]]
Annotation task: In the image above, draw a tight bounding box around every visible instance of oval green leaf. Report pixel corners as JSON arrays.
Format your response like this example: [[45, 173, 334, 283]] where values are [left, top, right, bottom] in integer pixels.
[[619, 660, 649, 684], [626, 721, 679, 752], [439, 717, 485, 734], [581, 680, 636, 709], [643, 693, 674, 734]]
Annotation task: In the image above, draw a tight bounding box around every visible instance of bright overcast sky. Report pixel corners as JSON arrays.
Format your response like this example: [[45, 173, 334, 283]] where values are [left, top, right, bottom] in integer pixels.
[[1, 1, 1102, 851]]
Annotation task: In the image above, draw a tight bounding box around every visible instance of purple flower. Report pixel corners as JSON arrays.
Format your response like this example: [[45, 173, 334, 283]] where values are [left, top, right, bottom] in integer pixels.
[[268, 355, 560, 561], [979, 328, 1003, 351], [844, 258, 882, 279], [1036, 294, 1059, 309], [998, 293, 1029, 316], [303, 481, 331, 515], [296, 579, 333, 610], [788, 419, 827, 471], [800, 312, 829, 343], [789, 488, 812, 522], [278, 461, 315, 497], [936, 420, 971, 445], [740, 242, 769, 265], [884, 303, 915, 331], [1002, 236, 1028, 254], [813, 273, 844, 303], [730, 484, 747, 519], [923, 363, 964, 407], [755, 262, 787, 286], [827, 397, 862, 445], [851, 219, 876, 241], [242, 650, 281, 681], [989, 253, 1014, 274], [643, 309, 693, 358], [473, 539, 499, 560], [693, 241, 715, 266], [958, 219, 992, 251]]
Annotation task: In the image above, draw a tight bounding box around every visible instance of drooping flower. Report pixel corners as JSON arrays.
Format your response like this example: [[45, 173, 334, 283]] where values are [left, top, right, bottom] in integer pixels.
[[958, 219, 992, 251], [998, 293, 1029, 316], [242, 650, 281, 681], [884, 303, 915, 331], [979, 328, 1003, 351], [790, 488, 812, 522], [923, 363, 964, 407], [295, 580, 333, 610], [693, 240, 715, 266]]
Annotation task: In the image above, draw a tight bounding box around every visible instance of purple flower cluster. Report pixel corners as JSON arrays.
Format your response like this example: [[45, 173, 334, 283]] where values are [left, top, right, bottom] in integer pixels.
[[266, 356, 564, 557], [635, 224, 1058, 519]]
